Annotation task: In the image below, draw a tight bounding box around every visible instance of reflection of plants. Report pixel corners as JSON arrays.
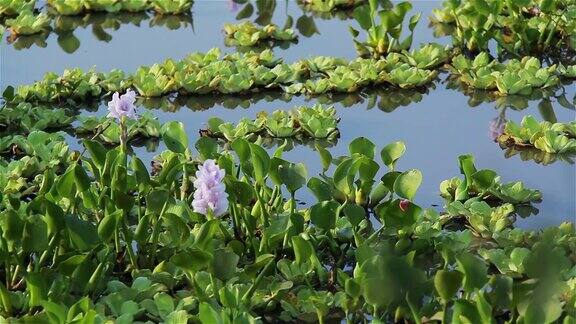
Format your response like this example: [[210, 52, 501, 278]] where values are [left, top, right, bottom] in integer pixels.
[[297, 0, 365, 13], [6, 10, 193, 52], [349, 0, 420, 58]]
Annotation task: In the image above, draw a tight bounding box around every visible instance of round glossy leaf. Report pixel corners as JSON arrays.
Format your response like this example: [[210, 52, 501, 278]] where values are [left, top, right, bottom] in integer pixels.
[[161, 121, 188, 153], [393, 169, 422, 200], [279, 162, 307, 193], [381, 141, 406, 170], [434, 270, 463, 302], [310, 200, 340, 231], [349, 137, 375, 159]]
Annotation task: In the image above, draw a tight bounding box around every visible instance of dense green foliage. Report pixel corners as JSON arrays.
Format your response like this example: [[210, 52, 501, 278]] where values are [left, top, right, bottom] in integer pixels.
[[2, 0, 575, 322], [431, 0, 576, 57], [0, 123, 575, 322]]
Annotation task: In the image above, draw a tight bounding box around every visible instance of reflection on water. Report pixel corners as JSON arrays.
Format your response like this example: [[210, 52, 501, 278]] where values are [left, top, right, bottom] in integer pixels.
[[3, 1, 575, 228], [6, 11, 193, 52]]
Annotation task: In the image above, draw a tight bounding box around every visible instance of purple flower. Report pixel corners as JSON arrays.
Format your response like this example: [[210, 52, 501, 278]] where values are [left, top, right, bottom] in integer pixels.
[[107, 89, 137, 120], [489, 116, 506, 142], [228, 0, 239, 12], [192, 159, 229, 217]]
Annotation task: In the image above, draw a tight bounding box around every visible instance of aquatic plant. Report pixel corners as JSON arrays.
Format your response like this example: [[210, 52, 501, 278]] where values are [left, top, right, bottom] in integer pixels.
[[203, 105, 339, 143], [449, 54, 560, 95], [5, 10, 50, 36], [75, 111, 161, 145], [0, 103, 74, 134], [349, 0, 420, 57], [498, 115, 576, 155], [0, 0, 35, 16], [106, 89, 137, 120], [439, 154, 542, 206], [45, 0, 194, 15], [430, 0, 576, 58], [192, 159, 229, 217], [223, 21, 297, 48], [4, 47, 448, 104], [0, 128, 574, 323]]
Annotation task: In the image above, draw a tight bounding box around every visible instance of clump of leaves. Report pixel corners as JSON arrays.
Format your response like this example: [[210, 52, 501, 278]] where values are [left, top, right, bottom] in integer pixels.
[[12, 68, 102, 103], [0, 0, 35, 16], [0, 128, 574, 323], [224, 21, 297, 48], [0, 103, 74, 134], [76, 111, 161, 145], [430, 0, 576, 58], [498, 115, 576, 155], [203, 105, 339, 143], [349, 0, 420, 58], [449, 53, 561, 95], [440, 154, 542, 206], [5, 10, 50, 36]]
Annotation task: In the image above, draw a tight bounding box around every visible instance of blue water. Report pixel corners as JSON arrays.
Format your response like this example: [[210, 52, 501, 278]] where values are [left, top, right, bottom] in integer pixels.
[[2, 1, 575, 228]]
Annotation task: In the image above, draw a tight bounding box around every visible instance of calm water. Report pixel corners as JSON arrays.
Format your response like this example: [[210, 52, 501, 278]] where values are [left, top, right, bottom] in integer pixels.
[[2, 1, 575, 228]]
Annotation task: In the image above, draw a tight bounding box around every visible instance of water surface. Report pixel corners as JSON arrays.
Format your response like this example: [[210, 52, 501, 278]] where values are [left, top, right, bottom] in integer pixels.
[[2, 1, 575, 228]]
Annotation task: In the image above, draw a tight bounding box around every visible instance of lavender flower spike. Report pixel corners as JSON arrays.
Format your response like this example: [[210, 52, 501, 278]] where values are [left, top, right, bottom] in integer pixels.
[[107, 89, 137, 120], [192, 159, 229, 217]]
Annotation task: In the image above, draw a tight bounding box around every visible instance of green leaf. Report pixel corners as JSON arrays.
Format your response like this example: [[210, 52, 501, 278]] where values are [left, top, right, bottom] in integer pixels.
[[162, 121, 188, 153], [315, 144, 332, 172], [349, 137, 375, 159], [211, 248, 240, 281], [381, 141, 406, 170], [195, 137, 218, 160], [434, 270, 463, 302], [456, 252, 488, 293], [279, 162, 307, 193], [249, 143, 270, 184], [98, 210, 121, 242], [307, 177, 334, 202], [310, 200, 340, 231], [393, 169, 422, 200], [342, 203, 365, 227]]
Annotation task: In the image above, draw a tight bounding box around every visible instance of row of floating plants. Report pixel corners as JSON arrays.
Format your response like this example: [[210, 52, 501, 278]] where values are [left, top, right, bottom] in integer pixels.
[[0, 92, 574, 322], [0, 0, 194, 17], [3, 10, 193, 51], [5, 47, 575, 106], [201, 105, 340, 143]]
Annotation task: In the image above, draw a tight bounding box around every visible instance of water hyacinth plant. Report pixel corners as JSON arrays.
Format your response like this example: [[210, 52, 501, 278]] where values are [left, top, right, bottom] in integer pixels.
[[1, 1, 575, 322], [1, 125, 572, 323], [498, 115, 576, 156], [349, 0, 421, 57], [223, 21, 297, 48], [5, 10, 50, 36]]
